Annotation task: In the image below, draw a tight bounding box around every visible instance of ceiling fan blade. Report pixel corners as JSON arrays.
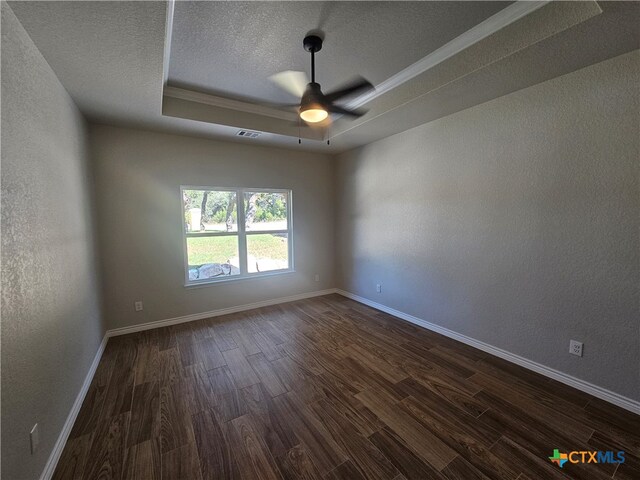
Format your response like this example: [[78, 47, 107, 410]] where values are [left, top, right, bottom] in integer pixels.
[[324, 77, 374, 103], [327, 104, 367, 118], [269, 70, 309, 98]]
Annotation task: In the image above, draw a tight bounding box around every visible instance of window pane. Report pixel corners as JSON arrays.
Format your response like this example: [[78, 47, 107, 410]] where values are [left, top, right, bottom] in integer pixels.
[[246, 233, 289, 273], [244, 191, 288, 232], [184, 189, 237, 233], [187, 236, 240, 281]]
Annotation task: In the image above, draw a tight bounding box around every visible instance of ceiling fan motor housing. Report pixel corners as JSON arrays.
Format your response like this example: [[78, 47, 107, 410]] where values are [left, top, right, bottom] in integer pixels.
[[301, 82, 325, 108], [303, 35, 323, 53]]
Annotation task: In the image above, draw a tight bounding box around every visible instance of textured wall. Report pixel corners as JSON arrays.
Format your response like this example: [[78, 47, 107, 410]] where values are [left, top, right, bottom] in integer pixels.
[[335, 50, 640, 401], [1, 4, 104, 480], [91, 125, 335, 330]]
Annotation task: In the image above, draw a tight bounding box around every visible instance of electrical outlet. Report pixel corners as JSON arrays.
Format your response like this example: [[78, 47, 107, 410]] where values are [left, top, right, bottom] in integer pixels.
[[376, 284, 382, 293], [314, 274, 320, 282], [569, 340, 583, 357], [134, 301, 143, 312], [30, 424, 39, 454]]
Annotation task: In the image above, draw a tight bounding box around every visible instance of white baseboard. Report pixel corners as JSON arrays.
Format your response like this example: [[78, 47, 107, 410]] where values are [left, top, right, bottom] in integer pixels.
[[336, 289, 640, 416], [106, 288, 338, 337], [39, 334, 109, 480]]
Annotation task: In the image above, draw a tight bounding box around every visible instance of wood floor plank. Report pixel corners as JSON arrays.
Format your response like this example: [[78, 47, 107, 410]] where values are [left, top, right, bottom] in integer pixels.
[[54, 296, 639, 480], [273, 391, 347, 475], [99, 337, 137, 420], [400, 341, 475, 379], [588, 429, 639, 479], [191, 319, 213, 341], [233, 328, 263, 356], [254, 331, 286, 361], [347, 342, 409, 384], [229, 413, 283, 480], [582, 399, 640, 452], [355, 388, 458, 471], [242, 383, 300, 457], [82, 412, 129, 480], [68, 383, 108, 440], [588, 429, 640, 469], [612, 451, 640, 480], [470, 373, 594, 442], [400, 396, 518, 479], [156, 325, 177, 351], [192, 408, 239, 480], [338, 356, 408, 401], [133, 330, 160, 386], [275, 444, 323, 480], [207, 365, 248, 422], [489, 436, 566, 480], [196, 336, 227, 371], [159, 347, 182, 386], [323, 460, 366, 480], [240, 383, 291, 457], [280, 341, 326, 376], [310, 398, 400, 480], [51, 433, 93, 480], [368, 427, 447, 480], [477, 389, 617, 479], [160, 381, 195, 454], [127, 381, 159, 447], [161, 442, 203, 480], [122, 440, 160, 480], [585, 398, 640, 434], [315, 373, 385, 437], [247, 352, 288, 397], [400, 389, 500, 448], [270, 355, 326, 405], [440, 456, 491, 480], [223, 347, 261, 388], [177, 333, 199, 368], [69, 348, 117, 440], [398, 375, 487, 419], [183, 363, 216, 415], [211, 323, 239, 351]]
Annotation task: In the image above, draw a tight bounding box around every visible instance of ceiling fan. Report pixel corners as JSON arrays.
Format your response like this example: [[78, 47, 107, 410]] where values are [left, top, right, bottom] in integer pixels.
[[269, 35, 374, 124]]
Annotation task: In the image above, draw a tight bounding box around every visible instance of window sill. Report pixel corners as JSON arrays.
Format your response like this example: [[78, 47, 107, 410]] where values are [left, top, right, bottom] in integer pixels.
[[184, 269, 296, 289]]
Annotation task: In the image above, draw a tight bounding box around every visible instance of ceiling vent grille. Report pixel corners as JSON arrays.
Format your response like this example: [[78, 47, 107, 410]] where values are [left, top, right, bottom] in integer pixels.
[[236, 130, 261, 138]]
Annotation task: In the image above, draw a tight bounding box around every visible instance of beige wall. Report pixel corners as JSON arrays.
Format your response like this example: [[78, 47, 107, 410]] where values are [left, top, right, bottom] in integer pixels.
[[1, 4, 105, 479], [90, 125, 335, 330], [335, 50, 640, 401]]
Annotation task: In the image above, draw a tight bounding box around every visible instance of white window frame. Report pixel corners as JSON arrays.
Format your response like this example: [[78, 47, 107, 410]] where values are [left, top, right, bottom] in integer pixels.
[[181, 186, 294, 286]]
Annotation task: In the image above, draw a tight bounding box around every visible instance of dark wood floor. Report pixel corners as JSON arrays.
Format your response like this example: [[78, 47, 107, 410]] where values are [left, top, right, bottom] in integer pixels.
[[54, 294, 639, 480]]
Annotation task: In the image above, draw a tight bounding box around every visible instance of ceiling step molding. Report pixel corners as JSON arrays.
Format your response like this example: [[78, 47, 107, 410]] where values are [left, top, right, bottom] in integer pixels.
[[162, 0, 175, 88], [163, 86, 297, 121]]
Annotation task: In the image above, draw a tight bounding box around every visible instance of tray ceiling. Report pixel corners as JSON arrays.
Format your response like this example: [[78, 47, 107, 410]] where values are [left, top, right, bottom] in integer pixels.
[[168, 1, 510, 103], [7, 1, 640, 152]]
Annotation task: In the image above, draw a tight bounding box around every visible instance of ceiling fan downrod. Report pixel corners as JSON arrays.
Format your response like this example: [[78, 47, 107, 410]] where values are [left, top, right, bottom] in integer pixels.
[[303, 35, 323, 84]]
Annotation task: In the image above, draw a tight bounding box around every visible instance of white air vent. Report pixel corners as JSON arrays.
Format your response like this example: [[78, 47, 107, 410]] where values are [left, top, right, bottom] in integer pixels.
[[236, 130, 261, 138]]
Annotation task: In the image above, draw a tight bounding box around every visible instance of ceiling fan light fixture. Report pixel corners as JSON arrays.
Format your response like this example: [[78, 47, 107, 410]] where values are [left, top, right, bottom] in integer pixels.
[[299, 103, 328, 123], [269, 34, 374, 128]]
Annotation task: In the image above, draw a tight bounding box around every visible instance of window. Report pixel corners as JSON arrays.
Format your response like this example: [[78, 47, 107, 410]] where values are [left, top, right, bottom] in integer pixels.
[[181, 187, 293, 285]]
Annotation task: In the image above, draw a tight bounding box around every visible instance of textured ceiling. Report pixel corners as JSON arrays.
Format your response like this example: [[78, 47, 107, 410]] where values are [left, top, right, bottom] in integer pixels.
[[7, 1, 166, 125], [7, 1, 640, 153], [168, 1, 510, 103]]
